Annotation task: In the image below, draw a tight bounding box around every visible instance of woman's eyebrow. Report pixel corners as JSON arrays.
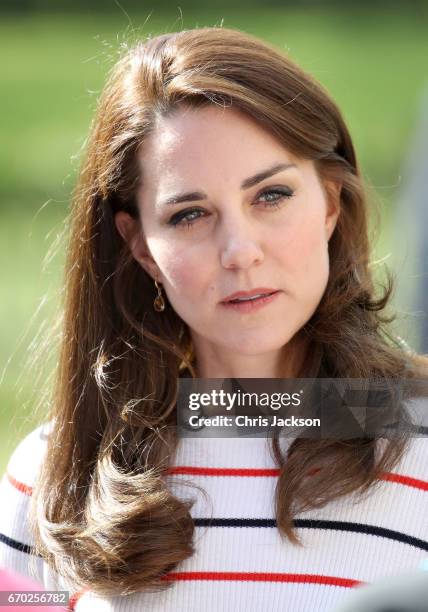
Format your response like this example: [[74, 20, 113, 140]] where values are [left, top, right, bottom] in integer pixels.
[[159, 162, 297, 207]]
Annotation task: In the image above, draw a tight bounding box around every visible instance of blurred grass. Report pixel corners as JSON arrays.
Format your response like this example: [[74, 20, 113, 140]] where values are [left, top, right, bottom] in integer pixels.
[[1, 7, 427, 473]]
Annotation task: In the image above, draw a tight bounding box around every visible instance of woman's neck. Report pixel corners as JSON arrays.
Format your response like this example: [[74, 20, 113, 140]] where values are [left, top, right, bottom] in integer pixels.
[[191, 334, 309, 379]]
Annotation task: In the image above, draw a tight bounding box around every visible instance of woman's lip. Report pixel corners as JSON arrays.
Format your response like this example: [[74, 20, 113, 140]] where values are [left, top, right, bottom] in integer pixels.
[[219, 290, 281, 312], [221, 288, 278, 302]]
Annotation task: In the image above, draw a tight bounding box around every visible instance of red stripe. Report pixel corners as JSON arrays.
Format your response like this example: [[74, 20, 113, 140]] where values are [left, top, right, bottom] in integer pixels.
[[167, 466, 428, 492], [167, 466, 279, 477], [6, 466, 428, 496], [68, 574, 362, 607], [380, 472, 428, 491], [68, 588, 88, 611], [161, 571, 364, 588], [6, 472, 33, 496], [167, 467, 321, 477]]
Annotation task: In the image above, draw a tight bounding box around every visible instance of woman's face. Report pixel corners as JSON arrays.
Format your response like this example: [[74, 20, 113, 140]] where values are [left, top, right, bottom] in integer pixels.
[[115, 104, 340, 356]]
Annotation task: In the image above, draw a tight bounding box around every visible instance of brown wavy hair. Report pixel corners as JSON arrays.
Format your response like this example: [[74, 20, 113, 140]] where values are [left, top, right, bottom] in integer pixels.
[[30, 26, 428, 597]]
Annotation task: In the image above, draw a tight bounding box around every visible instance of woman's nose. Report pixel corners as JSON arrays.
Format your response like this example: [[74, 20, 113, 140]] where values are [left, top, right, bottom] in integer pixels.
[[219, 219, 265, 270]]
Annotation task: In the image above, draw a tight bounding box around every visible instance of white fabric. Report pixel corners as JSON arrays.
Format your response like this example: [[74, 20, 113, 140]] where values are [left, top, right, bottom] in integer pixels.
[[1, 423, 427, 611]]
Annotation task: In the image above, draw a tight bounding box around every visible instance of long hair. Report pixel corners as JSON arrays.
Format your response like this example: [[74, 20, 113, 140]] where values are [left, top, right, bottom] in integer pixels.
[[30, 27, 428, 597]]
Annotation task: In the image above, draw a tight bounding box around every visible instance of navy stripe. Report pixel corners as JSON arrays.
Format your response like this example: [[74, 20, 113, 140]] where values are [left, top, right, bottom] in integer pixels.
[[193, 518, 428, 551], [0, 532, 37, 555], [3, 517, 427, 558], [415, 426, 428, 435], [195, 518, 275, 528], [296, 519, 428, 551]]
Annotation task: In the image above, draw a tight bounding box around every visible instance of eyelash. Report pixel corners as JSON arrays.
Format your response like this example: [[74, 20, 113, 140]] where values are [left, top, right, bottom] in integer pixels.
[[168, 187, 295, 229]]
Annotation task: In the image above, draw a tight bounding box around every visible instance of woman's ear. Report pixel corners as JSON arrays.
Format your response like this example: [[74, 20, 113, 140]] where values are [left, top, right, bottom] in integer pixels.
[[114, 211, 161, 282], [323, 179, 342, 242]]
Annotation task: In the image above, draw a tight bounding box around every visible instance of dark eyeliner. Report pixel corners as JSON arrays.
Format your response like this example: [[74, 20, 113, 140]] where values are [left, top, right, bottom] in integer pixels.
[[168, 207, 206, 227], [167, 186, 294, 228], [257, 186, 294, 204]]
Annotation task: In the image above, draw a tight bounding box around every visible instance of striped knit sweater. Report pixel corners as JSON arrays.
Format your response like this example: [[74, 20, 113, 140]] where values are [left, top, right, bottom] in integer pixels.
[[1, 421, 428, 611]]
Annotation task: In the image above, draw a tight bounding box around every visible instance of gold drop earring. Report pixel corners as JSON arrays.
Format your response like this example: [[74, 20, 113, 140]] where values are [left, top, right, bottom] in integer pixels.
[[153, 280, 166, 312]]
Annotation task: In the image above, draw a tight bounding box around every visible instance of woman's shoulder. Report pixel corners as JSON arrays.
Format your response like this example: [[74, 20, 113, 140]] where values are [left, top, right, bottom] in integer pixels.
[[0, 421, 52, 584], [3, 421, 52, 488]]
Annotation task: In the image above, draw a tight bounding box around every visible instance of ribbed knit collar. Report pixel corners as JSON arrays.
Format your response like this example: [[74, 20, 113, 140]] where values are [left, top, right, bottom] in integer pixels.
[[173, 435, 295, 470]]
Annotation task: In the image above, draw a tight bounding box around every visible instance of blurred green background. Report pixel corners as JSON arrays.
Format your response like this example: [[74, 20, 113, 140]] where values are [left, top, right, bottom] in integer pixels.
[[1, 2, 428, 474]]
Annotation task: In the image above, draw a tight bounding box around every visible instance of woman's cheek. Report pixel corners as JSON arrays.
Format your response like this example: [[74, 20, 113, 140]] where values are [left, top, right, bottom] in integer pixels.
[[288, 222, 329, 282], [146, 236, 192, 287], [160, 250, 207, 297]]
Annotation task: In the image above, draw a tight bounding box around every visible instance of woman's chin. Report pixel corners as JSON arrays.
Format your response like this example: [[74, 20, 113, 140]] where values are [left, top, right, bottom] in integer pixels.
[[219, 336, 291, 358]]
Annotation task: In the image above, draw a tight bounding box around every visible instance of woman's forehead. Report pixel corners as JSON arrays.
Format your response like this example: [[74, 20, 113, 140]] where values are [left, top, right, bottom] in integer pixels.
[[138, 105, 299, 180]]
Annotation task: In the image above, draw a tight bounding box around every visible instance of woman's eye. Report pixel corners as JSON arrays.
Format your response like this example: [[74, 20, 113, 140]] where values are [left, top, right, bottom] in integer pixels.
[[168, 187, 294, 229], [257, 187, 294, 208], [168, 208, 207, 229]]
